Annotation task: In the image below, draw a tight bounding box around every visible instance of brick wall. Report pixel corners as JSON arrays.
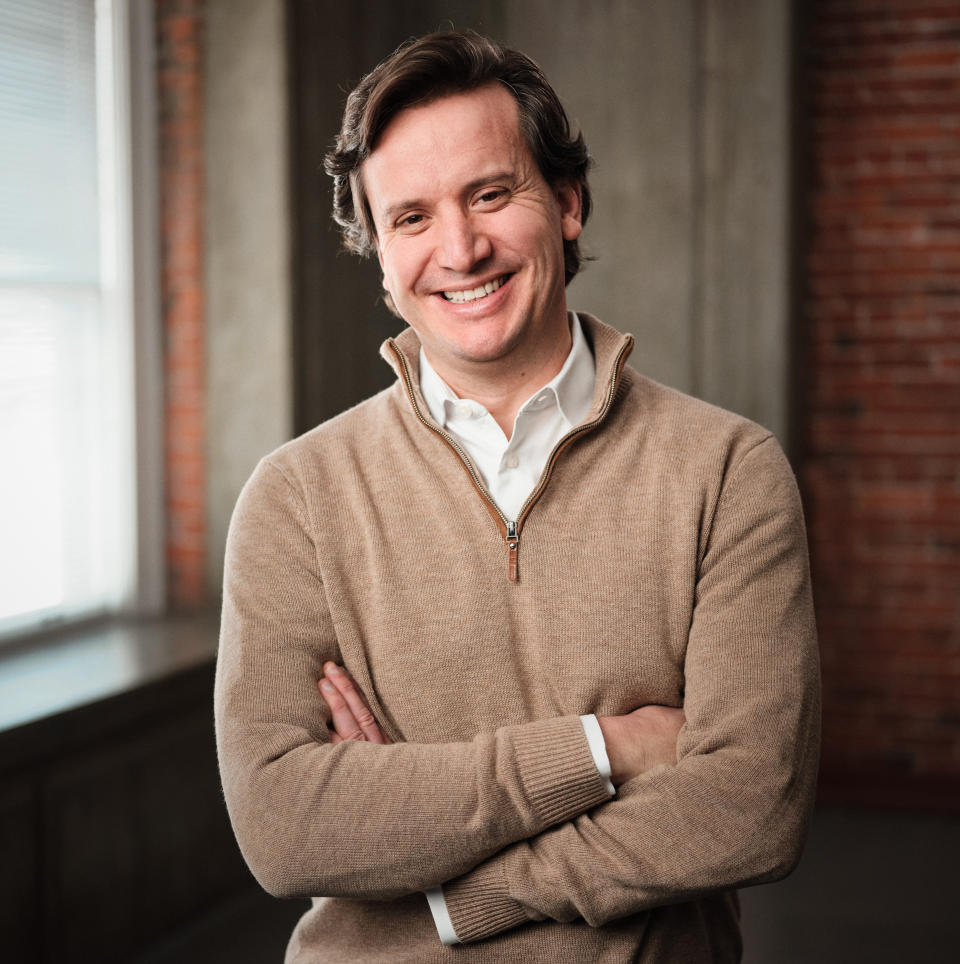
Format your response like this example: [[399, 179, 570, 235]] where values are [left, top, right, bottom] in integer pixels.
[[157, 0, 207, 610], [801, 0, 960, 807]]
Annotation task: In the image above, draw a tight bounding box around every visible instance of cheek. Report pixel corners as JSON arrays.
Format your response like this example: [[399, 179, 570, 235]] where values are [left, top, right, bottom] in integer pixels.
[[381, 243, 426, 297], [508, 211, 563, 257]]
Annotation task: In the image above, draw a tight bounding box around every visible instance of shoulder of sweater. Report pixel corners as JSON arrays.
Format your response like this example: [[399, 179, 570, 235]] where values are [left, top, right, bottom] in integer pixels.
[[618, 364, 783, 467], [247, 382, 409, 487]]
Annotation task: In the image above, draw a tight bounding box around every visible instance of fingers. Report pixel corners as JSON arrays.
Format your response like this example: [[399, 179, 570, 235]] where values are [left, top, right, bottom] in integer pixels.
[[318, 663, 392, 745], [319, 677, 369, 742]]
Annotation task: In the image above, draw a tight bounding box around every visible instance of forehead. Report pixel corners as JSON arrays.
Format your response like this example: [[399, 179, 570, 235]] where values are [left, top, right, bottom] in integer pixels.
[[361, 84, 533, 218]]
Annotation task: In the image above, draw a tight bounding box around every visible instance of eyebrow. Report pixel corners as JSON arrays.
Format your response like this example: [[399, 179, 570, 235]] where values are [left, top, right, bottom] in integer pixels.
[[379, 170, 518, 226]]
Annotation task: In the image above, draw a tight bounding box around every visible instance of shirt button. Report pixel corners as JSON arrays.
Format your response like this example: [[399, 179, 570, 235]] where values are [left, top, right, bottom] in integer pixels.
[[453, 401, 474, 419], [503, 454, 519, 470]]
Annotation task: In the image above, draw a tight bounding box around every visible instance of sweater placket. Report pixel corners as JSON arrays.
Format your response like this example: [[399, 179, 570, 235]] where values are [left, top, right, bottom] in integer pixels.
[[385, 335, 634, 581]]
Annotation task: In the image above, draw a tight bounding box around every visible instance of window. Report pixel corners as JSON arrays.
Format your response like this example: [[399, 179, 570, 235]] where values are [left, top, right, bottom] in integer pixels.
[[0, 0, 161, 640]]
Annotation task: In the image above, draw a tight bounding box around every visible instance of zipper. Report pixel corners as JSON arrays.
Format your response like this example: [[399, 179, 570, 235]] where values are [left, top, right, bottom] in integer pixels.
[[387, 336, 633, 581], [506, 521, 519, 582]]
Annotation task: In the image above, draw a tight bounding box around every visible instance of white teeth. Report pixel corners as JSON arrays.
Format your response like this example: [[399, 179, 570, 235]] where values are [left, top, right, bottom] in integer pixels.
[[443, 275, 505, 303]]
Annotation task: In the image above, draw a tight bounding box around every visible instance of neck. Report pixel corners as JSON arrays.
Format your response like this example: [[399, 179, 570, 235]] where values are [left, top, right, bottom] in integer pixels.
[[427, 324, 573, 439]]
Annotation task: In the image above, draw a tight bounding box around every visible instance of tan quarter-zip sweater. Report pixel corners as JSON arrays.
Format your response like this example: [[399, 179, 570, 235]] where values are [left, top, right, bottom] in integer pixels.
[[215, 314, 821, 963]]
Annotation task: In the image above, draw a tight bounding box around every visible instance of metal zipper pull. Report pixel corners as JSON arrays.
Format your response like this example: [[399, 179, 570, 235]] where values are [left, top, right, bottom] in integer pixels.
[[506, 521, 519, 582]]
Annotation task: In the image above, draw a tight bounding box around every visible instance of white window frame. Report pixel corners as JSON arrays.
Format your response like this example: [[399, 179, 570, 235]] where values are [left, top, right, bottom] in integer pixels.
[[0, 0, 164, 641]]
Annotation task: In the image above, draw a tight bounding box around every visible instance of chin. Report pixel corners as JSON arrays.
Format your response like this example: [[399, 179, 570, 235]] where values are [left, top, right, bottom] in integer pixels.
[[449, 328, 525, 365]]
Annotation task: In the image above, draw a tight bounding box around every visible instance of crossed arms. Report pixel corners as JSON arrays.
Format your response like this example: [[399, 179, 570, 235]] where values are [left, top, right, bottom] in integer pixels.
[[319, 662, 686, 943], [214, 435, 820, 943], [320, 662, 685, 785]]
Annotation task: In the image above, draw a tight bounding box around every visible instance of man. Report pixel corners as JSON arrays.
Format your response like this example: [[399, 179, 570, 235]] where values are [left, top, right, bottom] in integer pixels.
[[215, 30, 820, 963]]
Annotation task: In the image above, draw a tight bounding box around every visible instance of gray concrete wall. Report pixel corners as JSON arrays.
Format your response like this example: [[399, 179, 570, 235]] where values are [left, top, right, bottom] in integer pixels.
[[695, 0, 792, 440], [504, 0, 700, 395], [205, 0, 292, 592], [504, 0, 792, 432]]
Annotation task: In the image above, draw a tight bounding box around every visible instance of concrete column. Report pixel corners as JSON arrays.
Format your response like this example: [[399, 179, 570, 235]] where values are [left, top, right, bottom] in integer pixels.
[[504, 0, 792, 440], [504, 0, 700, 395], [694, 0, 792, 441], [205, 0, 292, 591]]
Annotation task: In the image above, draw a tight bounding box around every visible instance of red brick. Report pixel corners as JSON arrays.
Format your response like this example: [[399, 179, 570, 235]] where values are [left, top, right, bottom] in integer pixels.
[[802, 2, 960, 806], [157, 0, 207, 610]]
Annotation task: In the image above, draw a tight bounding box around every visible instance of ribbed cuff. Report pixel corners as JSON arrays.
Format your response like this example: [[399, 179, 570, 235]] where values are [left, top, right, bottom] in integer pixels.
[[444, 855, 538, 944], [443, 717, 611, 944], [511, 715, 614, 827]]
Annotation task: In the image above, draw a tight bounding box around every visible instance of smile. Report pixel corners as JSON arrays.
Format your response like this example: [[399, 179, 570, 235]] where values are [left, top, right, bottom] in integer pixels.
[[441, 275, 510, 303]]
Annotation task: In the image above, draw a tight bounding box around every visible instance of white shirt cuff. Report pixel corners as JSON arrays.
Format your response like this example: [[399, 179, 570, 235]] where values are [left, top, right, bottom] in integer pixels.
[[425, 886, 459, 945], [580, 713, 616, 796]]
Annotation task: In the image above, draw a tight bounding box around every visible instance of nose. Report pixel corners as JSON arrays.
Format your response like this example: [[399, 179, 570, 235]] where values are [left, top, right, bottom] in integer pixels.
[[437, 210, 492, 274]]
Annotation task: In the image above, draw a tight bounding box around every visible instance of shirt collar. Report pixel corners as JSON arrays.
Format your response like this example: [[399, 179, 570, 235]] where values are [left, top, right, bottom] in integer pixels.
[[419, 346, 461, 427], [418, 312, 596, 430], [547, 311, 595, 426]]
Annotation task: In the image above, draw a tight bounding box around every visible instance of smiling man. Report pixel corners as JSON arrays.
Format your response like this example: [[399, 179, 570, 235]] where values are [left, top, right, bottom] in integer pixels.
[[215, 30, 820, 964]]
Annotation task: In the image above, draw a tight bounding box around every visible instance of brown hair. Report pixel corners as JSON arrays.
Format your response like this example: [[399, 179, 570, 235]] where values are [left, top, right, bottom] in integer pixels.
[[324, 30, 592, 285]]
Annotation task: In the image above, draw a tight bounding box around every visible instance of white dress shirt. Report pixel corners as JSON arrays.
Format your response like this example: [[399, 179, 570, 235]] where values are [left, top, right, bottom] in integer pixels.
[[419, 314, 615, 944], [419, 311, 596, 522]]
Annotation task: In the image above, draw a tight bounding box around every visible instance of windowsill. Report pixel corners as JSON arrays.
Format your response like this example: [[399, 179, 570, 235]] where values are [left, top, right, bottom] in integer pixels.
[[0, 610, 221, 771]]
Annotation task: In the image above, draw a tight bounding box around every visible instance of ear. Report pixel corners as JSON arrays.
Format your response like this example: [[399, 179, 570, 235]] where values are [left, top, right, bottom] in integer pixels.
[[376, 243, 391, 296], [555, 179, 583, 243]]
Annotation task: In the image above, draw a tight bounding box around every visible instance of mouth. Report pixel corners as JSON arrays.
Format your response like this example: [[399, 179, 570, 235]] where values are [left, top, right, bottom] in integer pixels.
[[440, 274, 511, 304]]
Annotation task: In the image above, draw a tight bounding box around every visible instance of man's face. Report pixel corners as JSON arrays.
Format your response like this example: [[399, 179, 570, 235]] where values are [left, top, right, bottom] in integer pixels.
[[361, 83, 582, 377]]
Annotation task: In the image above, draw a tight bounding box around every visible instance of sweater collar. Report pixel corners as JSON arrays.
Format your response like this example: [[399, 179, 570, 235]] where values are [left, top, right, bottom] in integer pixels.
[[380, 312, 634, 429]]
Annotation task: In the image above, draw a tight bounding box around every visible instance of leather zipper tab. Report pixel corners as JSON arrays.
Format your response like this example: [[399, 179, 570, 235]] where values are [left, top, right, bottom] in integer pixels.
[[506, 521, 519, 582]]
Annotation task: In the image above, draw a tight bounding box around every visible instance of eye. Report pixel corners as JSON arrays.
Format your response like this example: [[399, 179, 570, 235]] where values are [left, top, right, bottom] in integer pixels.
[[397, 213, 424, 228], [477, 189, 506, 204]]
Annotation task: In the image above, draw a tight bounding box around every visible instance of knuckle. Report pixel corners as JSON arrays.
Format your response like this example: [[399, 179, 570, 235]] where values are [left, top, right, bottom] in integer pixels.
[[356, 709, 376, 728]]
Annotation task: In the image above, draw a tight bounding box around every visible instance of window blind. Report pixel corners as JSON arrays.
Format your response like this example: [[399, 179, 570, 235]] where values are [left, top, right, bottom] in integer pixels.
[[0, 0, 131, 636]]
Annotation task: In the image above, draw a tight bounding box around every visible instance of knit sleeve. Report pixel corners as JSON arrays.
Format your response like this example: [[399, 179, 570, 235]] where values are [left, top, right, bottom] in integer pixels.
[[214, 457, 612, 901], [439, 435, 821, 942]]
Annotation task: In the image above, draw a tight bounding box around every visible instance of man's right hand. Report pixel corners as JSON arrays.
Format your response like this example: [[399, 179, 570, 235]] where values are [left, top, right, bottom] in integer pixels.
[[598, 706, 685, 785]]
